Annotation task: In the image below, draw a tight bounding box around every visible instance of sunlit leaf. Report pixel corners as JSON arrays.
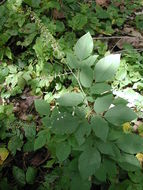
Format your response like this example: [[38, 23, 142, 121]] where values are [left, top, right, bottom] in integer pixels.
[[95, 54, 120, 82], [80, 66, 93, 88], [74, 32, 93, 60]]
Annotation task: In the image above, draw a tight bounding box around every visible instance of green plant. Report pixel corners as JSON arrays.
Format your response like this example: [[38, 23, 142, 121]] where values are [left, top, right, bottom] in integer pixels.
[[34, 33, 143, 189], [0, 0, 143, 189]]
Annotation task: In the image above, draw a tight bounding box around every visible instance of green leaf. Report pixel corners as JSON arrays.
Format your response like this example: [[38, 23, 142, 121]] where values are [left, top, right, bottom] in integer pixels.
[[94, 94, 113, 113], [56, 142, 71, 162], [22, 23, 37, 34], [75, 121, 91, 145], [66, 53, 80, 69], [90, 83, 111, 95], [24, 0, 41, 8], [113, 97, 128, 106], [104, 105, 137, 126], [80, 66, 93, 88], [96, 5, 110, 19], [78, 147, 101, 179], [44, 159, 55, 168], [95, 54, 120, 82], [34, 130, 50, 151], [94, 164, 106, 182], [95, 158, 117, 182], [0, 178, 11, 190], [74, 32, 93, 61], [26, 167, 37, 184], [109, 181, 132, 190], [0, 105, 4, 113], [128, 171, 143, 183], [81, 55, 98, 66], [41, 116, 51, 127], [23, 141, 34, 152], [24, 124, 36, 140], [57, 92, 84, 107], [34, 135, 47, 151], [5, 47, 12, 60], [96, 141, 115, 156], [34, 99, 50, 116], [68, 13, 88, 31], [107, 129, 123, 141], [116, 134, 143, 154], [70, 174, 91, 190], [13, 166, 26, 186], [91, 115, 109, 142], [8, 136, 23, 155], [52, 113, 79, 135], [103, 158, 117, 177], [118, 153, 140, 171]]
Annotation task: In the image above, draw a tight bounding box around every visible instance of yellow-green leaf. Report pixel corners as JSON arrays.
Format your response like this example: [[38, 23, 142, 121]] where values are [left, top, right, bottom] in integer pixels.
[[0, 148, 9, 165]]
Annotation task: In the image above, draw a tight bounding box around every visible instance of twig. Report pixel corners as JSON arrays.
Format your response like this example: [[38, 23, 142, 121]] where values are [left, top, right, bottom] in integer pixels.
[[0, 0, 6, 5], [111, 38, 122, 52], [114, 48, 143, 54], [93, 36, 143, 40]]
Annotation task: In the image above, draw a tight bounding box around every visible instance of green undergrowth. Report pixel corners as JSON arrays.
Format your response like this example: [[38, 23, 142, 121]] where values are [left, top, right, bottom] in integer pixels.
[[0, 0, 143, 189]]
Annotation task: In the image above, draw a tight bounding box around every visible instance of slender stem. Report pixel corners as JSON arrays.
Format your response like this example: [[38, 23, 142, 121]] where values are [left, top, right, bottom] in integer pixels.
[[67, 65, 89, 106], [67, 65, 86, 97]]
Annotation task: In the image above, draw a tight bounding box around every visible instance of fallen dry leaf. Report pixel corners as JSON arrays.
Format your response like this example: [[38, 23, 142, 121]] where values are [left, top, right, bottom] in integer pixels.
[[96, 0, 110, 7], [117, 37, 143, 49], [116, 27, 143, 49], [123, 27, 143, 38], [114, 0, 124, 7], [52, 9, 65, 20], [31, 151, 49, 167]]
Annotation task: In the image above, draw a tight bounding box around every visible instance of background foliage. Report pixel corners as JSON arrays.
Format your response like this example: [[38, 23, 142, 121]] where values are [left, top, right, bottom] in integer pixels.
[[0, 0, 143, 189]]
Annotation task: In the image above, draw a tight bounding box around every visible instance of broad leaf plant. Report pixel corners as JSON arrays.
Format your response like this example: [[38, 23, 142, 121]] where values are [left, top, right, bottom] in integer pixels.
[[34, 33, 143, 189]]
